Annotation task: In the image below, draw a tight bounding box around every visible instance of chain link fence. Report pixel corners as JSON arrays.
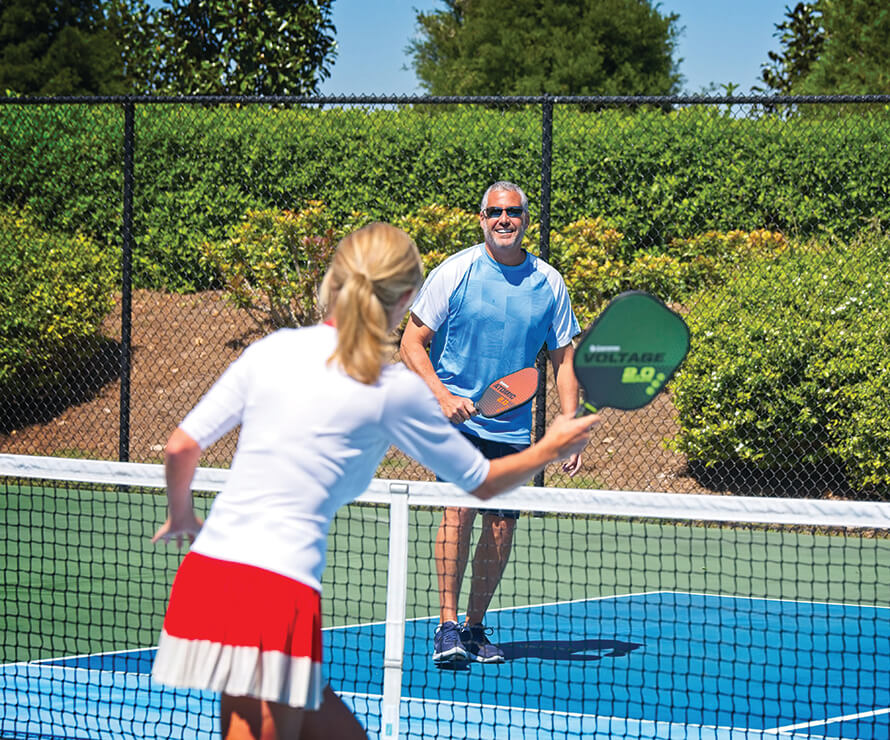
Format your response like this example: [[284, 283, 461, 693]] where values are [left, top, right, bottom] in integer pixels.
[[1, 94, 888, 499]]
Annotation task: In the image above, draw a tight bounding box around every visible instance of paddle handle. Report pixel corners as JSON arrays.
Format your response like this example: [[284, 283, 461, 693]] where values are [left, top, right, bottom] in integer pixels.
[[575, 401, 599, 417]]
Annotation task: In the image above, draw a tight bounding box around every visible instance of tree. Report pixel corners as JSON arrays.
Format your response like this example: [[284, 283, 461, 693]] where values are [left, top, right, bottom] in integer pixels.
[[104, 0, 161, 92], [1, 0, 338, 97], [0, 0, 127, 95], [407, 0, 681, 96], [141, 0, 338, 95], [758, 0, 890, 95], [756, 2, 825, 95], [798, 0, 890, 94]]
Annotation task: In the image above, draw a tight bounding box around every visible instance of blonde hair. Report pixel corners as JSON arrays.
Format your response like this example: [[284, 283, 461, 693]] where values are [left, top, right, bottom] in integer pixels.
[[319, 222, 423, 384]]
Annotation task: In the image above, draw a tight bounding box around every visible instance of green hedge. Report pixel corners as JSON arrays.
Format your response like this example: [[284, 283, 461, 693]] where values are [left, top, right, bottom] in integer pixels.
[[546, 222, 790, 324], [0, 206, 116, 424], [3, 104, 890, 290], [671, 230, 890, 495]]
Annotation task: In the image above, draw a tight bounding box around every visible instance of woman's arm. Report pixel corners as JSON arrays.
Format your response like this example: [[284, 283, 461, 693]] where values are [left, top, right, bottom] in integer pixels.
[[151, 427, 204, 548], [470, 412, 598, 500]]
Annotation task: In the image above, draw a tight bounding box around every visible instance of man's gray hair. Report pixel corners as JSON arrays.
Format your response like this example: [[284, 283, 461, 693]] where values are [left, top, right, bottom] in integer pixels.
[[481, 181, 529, 212]]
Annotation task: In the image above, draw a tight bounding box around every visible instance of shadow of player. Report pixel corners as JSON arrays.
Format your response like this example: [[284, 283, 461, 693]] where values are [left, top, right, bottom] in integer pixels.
[[497, 638, 642, 662]]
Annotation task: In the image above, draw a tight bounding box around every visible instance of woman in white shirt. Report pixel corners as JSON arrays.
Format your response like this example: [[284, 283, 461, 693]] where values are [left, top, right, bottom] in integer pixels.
[[151, 222, 596, 740]]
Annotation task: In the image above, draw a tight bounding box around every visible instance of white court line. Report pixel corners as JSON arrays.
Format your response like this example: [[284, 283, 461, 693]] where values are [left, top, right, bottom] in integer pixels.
[[428, 590, 890, 621], [769, 705, 890, 734], [324, 591, 665, 631], [3, 645, 155, 668], [629, 590, 890, 612], [251, 588, 890, 635], [347, 690, 610, 724], [10, 589, 884, 656], [339, 691, 796, 739]]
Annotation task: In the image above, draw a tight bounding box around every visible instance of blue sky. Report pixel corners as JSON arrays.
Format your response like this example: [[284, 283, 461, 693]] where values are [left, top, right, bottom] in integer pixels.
[[320, 0, 789, 96]]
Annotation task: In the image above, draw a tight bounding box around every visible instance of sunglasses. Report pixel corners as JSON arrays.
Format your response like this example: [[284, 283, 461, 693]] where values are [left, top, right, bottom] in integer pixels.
[[483, 206, 525, 219]]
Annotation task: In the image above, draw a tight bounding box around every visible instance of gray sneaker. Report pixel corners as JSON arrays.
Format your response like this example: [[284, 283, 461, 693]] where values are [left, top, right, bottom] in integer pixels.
[[433, 621, 470, 665], [460, 623, 505, 663]]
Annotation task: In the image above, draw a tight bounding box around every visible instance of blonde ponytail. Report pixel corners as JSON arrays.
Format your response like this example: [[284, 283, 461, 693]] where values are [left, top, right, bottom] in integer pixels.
[[320, 223, 423, 384]]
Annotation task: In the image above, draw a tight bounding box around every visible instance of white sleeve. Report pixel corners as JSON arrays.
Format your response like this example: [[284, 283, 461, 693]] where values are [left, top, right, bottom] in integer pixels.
[[382, 372, 490, 490], [409, 247, 477, 331], [179, 352, 250, 450], [546, 270, 581, 349]]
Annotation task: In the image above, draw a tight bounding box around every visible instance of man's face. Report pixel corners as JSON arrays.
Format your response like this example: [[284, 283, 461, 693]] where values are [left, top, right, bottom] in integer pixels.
[[480, 190, 529, 253]]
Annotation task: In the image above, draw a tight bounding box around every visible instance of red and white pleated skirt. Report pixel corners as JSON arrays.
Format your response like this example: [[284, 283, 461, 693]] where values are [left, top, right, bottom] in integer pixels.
[[152, 551, 324, 709]]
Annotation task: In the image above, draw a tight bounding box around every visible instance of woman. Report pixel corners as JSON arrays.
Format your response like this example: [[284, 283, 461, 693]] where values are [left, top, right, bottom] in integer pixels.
[[151, 222, 596, 740]]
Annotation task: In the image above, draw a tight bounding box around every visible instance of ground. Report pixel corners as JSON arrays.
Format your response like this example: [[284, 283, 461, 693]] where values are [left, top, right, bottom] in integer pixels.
[[1, 290, 724, 495]]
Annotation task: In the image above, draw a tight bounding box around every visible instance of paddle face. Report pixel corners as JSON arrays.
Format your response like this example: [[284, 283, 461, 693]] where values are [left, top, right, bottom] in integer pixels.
[[475, 367, 539, 417], [574, 291, 690, 413]]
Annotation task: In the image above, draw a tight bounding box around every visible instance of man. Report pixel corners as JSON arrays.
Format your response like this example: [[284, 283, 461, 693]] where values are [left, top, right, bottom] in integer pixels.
[[400, 181, 582, 666]]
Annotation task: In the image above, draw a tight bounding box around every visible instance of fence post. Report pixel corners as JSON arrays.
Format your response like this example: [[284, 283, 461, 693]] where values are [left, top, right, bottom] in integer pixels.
[[119, 100, 134, 462], [534, 96, 554, 486]]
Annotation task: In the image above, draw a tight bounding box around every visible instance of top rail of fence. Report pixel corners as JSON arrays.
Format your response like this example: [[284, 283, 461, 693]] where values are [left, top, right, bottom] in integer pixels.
[[3, 94, 890, 106]]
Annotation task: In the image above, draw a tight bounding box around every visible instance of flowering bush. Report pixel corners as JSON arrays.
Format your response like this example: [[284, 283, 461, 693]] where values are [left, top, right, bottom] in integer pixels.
[[202, 202, 369, 329]]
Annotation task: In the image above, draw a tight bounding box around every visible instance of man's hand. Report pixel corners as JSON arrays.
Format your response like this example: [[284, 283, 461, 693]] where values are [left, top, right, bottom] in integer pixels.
[[437, 391, 478, 425], [562, 452, 583, 476]]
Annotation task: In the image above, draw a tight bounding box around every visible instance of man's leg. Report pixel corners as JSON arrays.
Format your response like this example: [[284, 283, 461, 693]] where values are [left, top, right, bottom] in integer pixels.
[[432, 432, 525, 664], [460, 435, 526, 663], [456, 510, 517, 664], [466, 512, 517, 625], [432, 505, 476, 663]]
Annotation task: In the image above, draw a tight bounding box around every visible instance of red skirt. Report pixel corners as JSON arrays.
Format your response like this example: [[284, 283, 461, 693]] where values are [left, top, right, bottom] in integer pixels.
[[152, 551, 324, 709]]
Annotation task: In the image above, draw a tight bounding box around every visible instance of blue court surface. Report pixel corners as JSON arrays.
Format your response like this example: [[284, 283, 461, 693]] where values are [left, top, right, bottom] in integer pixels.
[[3, 592, 888, 739]]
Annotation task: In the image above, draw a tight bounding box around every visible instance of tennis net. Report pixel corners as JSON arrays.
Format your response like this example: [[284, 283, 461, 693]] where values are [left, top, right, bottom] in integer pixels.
[[1, 453, 888, 739]]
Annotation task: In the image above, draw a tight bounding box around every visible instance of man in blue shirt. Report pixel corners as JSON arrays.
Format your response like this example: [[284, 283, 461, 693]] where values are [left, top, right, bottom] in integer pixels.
[[400, 181, 582, 665]]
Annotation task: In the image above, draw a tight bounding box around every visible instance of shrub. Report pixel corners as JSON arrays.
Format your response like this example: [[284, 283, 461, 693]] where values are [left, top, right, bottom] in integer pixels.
[[393, 203, 543, 274], [201, 202, 370, 329], [670, 230, 890, 495], [420, 249, 451, 275], [393, 204, 482, 255], [0, 206, 116, 422], [550, 220, 790, 324], [6, 105, 890, 292]]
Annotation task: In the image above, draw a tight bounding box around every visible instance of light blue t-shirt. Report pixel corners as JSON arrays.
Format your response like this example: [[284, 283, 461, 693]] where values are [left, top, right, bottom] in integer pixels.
[[410, 244, 580, 444]]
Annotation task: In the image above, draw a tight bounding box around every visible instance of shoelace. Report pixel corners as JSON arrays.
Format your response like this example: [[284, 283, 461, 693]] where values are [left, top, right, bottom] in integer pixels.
[[465, 624, 494, 644]]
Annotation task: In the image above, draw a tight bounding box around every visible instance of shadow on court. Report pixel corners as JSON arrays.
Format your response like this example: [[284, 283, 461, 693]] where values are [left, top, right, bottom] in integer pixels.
[[499, 638, 642, 662]]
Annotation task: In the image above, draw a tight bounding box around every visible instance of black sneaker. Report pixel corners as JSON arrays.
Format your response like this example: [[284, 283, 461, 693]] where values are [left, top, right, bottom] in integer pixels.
[[433, 621, 470, 665], [460, 623, 505, 663]]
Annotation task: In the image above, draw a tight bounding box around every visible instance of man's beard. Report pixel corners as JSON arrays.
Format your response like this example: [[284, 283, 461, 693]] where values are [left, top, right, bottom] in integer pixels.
[[483, 223, 526, 251]]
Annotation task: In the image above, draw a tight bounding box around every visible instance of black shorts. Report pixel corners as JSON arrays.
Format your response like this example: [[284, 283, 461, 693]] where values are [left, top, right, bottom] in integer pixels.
[[459, 431, 529, 519]]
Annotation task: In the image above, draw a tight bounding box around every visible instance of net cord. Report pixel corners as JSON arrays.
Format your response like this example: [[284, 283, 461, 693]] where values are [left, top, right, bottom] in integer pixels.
[[2, 453, 889, 529]]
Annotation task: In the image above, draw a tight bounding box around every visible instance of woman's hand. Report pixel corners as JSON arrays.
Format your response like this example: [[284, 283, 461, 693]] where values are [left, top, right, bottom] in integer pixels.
[[152, 512, 203, 549]]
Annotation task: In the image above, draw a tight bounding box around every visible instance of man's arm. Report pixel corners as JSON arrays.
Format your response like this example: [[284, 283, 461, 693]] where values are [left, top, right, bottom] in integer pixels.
[[400, 313, 476, 424], [549, 343, 579, 415], [548, 342, 583, 475]]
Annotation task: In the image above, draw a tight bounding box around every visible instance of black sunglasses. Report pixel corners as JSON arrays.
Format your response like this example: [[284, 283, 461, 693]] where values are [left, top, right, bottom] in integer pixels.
[[483, 206, 525, 219]]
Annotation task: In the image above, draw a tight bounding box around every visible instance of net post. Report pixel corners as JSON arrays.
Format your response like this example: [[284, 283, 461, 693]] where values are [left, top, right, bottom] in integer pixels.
[[381, 481, 409, 738]]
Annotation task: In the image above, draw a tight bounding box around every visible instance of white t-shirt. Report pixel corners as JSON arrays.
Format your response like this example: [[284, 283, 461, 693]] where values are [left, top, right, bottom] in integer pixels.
[[181, 324, 490, 591]]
